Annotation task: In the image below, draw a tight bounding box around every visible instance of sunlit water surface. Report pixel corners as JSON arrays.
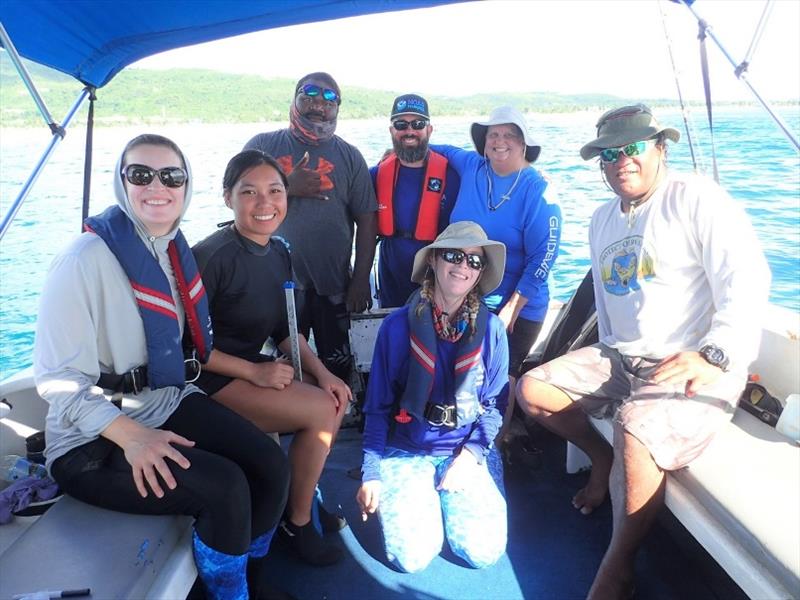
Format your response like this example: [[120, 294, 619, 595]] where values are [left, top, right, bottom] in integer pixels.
[[1, 107, 798, 379]]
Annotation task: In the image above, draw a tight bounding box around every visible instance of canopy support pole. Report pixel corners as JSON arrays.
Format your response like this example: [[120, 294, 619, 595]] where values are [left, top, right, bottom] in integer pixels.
[[659, 0, 699, 172], [0, 20, 91, 241], [680, 0, 799, 153], [0, 89, 90, 241], [0, 21, 63, 136], [81, 89, 98, 229]]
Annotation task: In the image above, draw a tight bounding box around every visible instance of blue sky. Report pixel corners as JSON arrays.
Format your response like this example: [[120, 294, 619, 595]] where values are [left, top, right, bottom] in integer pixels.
[[135, 0, 799, 102]]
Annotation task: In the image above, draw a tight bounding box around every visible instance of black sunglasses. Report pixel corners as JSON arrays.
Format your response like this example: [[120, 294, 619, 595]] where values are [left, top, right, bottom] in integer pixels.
[[392, 119, 428, 131], [122, 164, 187, 188], [438, 249, 485, 271], [298, 84, 340, 104]]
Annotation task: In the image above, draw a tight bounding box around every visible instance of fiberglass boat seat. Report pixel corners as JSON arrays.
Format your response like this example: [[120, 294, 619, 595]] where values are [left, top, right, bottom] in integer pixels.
[[0, 495, 196, 599]]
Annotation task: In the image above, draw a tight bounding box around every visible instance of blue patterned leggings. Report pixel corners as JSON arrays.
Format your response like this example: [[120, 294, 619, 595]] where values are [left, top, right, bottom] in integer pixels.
[[377, 448, 507, 573]]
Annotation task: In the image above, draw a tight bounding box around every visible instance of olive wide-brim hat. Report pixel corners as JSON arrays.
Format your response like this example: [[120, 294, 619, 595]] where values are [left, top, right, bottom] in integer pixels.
[[580, 103, 680, 160], [411, 221, 506, 297], [471, 105, 541, 163]]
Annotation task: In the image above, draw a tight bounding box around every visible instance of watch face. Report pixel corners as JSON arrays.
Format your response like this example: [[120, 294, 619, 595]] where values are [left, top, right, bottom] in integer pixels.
[[706, 347, 724, 364], [701, 345, 727, 369]]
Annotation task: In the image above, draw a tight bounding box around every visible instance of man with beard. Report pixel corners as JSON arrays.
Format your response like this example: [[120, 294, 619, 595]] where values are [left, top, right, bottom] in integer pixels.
[[371, 94, 460, 307], [244, 72, 377, 383]]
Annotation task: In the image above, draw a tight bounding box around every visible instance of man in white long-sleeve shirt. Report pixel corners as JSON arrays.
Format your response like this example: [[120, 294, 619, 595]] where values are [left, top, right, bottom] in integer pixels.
[[517, 104, 770, 600]]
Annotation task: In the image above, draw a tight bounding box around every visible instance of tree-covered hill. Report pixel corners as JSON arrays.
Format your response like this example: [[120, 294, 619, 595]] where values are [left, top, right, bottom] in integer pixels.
[[1, 53, 775, 128]]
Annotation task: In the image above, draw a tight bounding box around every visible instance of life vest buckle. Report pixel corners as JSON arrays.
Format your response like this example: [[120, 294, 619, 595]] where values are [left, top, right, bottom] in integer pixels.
[[424, 403, 457, 428], [184, 355, 202, 383]]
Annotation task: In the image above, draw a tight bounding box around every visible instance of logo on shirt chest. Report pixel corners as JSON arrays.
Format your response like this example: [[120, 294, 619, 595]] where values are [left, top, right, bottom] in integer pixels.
[[277, 155, 336, 192], [427, 177, 443, 193], [599, 235, 656, 296]]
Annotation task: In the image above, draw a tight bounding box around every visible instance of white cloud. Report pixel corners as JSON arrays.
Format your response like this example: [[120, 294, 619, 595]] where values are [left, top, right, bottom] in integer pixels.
[[134, 0, 800, 102]]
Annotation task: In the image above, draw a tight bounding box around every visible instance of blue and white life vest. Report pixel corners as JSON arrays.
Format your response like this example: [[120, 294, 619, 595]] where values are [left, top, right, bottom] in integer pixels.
[[85, 206, 212, 390]]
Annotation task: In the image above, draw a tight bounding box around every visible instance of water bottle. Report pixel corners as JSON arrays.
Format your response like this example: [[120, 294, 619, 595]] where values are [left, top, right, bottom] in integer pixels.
[[776, 393, 800, 443], [0, 454, 49, 482]]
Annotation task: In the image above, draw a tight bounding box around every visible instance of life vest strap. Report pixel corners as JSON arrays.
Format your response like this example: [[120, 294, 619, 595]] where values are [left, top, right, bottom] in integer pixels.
[[96, 356, 201, 395]]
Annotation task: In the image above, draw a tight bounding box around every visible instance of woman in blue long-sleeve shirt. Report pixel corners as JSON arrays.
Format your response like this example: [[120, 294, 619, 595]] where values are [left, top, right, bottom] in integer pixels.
[[356, 221, 509, 573], [431, 106, 562, 381]]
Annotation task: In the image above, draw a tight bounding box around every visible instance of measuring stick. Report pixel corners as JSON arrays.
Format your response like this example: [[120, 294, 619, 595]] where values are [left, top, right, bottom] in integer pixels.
[[283, 281, 303, 381]]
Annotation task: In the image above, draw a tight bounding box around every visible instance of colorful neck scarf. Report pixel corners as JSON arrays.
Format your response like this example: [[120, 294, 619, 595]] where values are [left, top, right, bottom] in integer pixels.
[[289, 103, 337, 146], [431, 301, 469, 342], [419, 280, 478, 342]]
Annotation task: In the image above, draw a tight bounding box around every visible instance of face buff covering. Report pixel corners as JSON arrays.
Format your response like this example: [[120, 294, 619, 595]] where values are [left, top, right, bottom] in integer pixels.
[[289, 102, 337, 146]]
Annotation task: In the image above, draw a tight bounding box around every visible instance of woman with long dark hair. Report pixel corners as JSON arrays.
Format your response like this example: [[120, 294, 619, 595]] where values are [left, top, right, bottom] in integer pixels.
[[193, 149, 351, 567]]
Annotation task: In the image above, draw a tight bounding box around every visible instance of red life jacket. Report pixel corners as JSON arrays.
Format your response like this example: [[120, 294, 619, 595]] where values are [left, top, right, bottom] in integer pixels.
[[376, 151, 448, 242]]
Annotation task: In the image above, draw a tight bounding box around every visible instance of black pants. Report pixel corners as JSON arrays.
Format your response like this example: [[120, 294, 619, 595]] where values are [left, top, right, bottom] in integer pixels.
[[506, 316, 543, 378], [51, 393, 289, 556], [296, 288, 353, 382]]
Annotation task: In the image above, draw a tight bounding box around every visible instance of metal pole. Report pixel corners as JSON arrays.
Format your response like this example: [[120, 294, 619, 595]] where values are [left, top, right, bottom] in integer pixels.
[[0, 21, 58, 130], [742, 0, 774, 67], [0, 88, 91, 241], [284, 281, 303, 381], [682, 1, 799, 152]]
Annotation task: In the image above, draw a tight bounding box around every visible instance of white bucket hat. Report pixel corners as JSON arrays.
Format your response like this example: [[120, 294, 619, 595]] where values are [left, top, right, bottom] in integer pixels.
[[411, 221, 506, 297], [471, 105, 541, 163]]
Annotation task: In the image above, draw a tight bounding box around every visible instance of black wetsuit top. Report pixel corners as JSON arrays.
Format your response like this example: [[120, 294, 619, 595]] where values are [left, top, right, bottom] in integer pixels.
[[192, 225, 293, 394]]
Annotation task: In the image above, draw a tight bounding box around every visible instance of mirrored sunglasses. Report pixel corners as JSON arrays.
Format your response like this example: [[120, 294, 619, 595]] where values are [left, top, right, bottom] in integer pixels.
[[299, 84, 340, 104], [392, 119, 428, 131], [438, 248, 485, 271], [599, 139, 655, 163], [123, 164, 187, 188]]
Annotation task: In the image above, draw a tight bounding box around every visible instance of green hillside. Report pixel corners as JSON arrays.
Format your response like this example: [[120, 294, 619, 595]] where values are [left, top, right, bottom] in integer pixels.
[[0, 53, 763, 128]]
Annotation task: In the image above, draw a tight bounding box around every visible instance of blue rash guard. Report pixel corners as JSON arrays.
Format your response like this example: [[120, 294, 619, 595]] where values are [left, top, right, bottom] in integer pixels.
[[430, 144, 562, 322], [361, 306, 509, 482], [370, 161, 460, 308]]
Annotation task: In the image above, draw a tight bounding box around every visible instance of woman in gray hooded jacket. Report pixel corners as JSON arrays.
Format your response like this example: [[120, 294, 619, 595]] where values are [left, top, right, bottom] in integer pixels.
[[34, 134, 289, 600]]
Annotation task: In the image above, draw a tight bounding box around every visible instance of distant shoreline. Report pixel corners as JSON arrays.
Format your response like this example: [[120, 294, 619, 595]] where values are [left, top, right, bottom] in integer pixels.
[[2, 102, 796, 132]]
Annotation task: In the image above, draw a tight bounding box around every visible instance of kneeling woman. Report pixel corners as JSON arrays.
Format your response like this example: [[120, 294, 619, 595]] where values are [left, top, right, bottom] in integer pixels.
[[193, 150, 351, 566], [356, 221, 510, 573], [35, 134, 290, 600]]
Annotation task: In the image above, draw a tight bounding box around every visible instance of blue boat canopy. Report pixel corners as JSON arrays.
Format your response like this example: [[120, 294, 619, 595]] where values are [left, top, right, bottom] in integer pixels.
[[0, 0, 464, 88]]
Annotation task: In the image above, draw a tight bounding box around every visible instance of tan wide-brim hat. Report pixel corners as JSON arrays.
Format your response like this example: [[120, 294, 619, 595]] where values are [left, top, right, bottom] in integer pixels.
[[580, 103, 680, 160], [471, 105, 541, 163], [411, 221, 506, 297]]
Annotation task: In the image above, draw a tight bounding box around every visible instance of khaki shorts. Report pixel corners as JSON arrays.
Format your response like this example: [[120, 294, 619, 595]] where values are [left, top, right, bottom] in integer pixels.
[[524, 344, 745, 470]]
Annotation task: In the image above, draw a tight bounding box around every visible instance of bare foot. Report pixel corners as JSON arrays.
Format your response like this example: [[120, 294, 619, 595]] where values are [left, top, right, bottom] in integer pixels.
[[572, 452, 612, 515]]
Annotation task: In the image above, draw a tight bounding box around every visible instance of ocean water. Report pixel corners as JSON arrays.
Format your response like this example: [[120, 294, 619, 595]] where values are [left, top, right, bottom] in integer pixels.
[[1, 107, 798, 380]]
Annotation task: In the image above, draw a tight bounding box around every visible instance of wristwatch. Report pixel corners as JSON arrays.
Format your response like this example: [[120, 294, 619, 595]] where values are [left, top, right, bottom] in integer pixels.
[[699, 344, 730, 372]]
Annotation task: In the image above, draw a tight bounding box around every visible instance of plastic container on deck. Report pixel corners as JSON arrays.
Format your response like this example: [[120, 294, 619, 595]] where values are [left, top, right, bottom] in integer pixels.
[[776, 393, 800, 442], [0, 455, 48, 482]]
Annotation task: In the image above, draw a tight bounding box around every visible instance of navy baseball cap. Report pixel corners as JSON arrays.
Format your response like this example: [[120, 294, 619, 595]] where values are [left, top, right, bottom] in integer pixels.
[[391, 94, 429, 119]]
